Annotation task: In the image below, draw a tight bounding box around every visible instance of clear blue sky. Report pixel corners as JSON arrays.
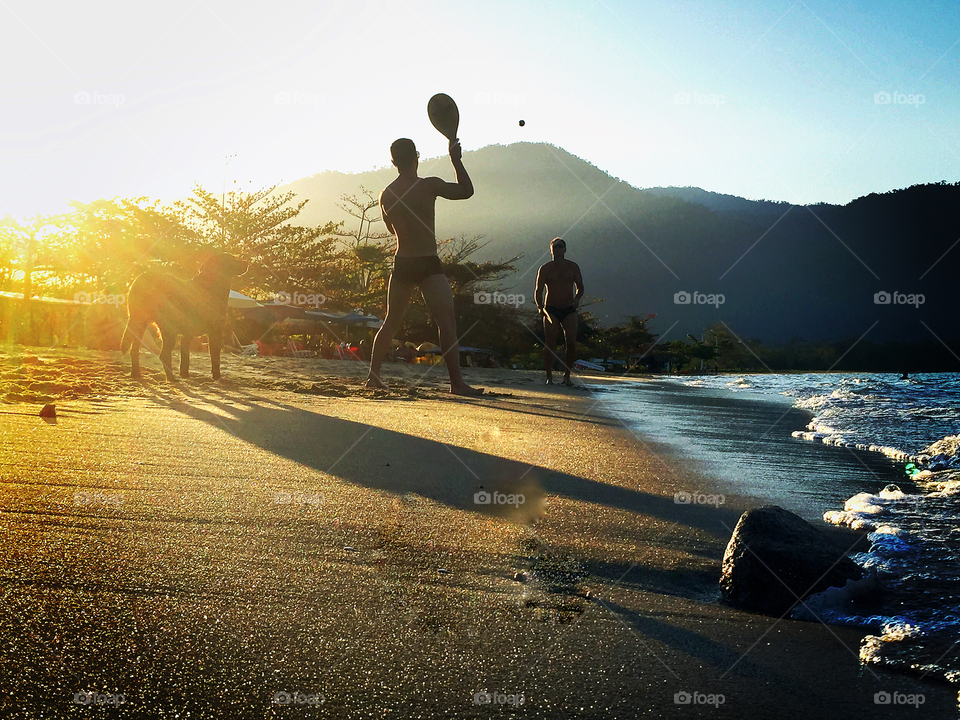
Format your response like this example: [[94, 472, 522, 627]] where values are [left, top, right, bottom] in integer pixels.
[[2, 0, 958, 218]]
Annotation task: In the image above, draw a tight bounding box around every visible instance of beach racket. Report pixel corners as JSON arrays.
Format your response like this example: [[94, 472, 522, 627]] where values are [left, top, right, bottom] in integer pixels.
[[427, 93, 459, 141]]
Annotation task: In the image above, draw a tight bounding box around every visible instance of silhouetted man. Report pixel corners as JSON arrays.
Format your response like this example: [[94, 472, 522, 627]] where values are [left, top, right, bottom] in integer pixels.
[[535, 238, 584, 386], [366, 137, 483, 396]]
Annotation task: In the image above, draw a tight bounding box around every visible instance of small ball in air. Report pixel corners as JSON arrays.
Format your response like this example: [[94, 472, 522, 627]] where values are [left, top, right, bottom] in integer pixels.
[[519, 119, 525, 127]]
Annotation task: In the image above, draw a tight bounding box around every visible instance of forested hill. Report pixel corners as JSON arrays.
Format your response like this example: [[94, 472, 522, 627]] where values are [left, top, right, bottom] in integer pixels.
[[281, 143, 960, 343]]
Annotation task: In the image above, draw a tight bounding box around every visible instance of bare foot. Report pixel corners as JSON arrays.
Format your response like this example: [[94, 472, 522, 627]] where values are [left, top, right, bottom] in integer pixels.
[[451, 384, 484, 396], [365, 376, 388, 390]]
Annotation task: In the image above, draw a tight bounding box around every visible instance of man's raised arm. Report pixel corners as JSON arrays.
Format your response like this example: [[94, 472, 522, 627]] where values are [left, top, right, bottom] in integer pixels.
[[434, 139, 474, 200]]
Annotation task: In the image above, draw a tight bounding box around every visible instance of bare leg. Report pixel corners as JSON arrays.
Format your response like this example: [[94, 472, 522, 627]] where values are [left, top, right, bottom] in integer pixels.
[[127, 321, 146, 379], [159, 332, 176, 382], [366, 275, 415, 389], [210, 334, 222, 380], [180, 336, 191, 378], [543, 312, 559, 384], [130, 336, 141, 379], [561, 312, 578, 385], [419, 274, 483, 396]]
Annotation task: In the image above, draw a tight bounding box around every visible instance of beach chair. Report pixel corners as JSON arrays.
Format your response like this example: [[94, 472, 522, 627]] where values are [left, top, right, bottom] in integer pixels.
[[287, 338, 313, 358], [230, 331, 259, 356]]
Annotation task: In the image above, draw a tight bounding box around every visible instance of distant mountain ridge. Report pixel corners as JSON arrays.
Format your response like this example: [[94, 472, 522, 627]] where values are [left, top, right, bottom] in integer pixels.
[[279, 143, 960, 344], [640, 186, 794, 220]]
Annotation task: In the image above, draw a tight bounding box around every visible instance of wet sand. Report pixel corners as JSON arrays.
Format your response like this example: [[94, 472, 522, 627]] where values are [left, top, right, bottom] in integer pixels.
[[0, 348, 955, 717]]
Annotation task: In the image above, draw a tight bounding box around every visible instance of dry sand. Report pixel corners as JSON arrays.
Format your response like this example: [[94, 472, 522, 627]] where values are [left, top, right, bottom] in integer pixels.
[[0, 347, 954, 718]]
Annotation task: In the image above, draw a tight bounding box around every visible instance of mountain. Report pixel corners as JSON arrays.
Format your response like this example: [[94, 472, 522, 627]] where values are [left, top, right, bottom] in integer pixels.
[[279, 143, 960, 344]]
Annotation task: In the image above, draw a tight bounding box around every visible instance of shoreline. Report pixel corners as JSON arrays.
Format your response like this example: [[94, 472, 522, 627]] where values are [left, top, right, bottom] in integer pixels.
[[0, 347, 955, 717]]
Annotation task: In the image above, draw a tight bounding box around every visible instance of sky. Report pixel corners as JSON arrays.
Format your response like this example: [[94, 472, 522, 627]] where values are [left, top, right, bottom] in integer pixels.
[[1, 0, 958, 219]]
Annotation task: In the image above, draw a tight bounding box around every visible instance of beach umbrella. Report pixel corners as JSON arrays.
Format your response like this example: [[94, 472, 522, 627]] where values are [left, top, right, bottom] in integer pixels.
[[240, 304, 307, 322]]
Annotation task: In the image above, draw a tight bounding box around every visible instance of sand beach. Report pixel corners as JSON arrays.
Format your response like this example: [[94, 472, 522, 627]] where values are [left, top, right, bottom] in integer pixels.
[[0, 348, 954, 718]]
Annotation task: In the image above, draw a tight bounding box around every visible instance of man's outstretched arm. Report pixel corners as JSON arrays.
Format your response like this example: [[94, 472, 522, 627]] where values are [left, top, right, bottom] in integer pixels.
[[434, 139, 474, 200], [535, 266, 547, 313]]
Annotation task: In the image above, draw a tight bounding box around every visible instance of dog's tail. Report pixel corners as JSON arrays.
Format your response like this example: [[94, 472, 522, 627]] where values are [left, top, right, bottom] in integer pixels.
[[121, 320, 160, 355], [120, 317, 146, 355]]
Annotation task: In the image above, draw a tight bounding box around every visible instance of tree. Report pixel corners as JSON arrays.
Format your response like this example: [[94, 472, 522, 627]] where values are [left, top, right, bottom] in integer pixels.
[[704, 322, 756, 370], [604, 314, 659, 363], [66, 198, 199, 290], [0, 213, 74, 343], [172, 184, 340, 304], [328, 188, 394, 311], [685, 333, 719, 369], [334, 187, 392, 248]]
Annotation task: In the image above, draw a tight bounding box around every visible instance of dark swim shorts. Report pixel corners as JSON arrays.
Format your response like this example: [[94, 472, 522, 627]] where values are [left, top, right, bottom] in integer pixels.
[[545, 305, 577, 322], [393, 255, 444, 285]]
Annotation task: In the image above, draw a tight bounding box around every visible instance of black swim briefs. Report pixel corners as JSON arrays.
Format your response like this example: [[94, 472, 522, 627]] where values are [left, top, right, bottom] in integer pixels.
[[545, 305, 578, 322], [393, 255, 444, 285]]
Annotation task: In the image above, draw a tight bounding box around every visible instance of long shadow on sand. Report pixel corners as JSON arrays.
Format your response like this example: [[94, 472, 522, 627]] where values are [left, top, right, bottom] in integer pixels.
[[147, 387, 742, 539], [598, 598, 789, 683]]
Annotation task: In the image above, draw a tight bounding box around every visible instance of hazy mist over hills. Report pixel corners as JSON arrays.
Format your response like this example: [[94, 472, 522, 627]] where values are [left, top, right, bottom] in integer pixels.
[[281, 143, 959, 345]]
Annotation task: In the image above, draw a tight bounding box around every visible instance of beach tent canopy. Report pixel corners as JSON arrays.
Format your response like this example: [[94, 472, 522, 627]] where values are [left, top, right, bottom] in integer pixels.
[[305, 310, 381, 326], [228, 291, 262, 309], [238, 303, 307, 322], [416, 345, 491, 355], [235, 302, 381, 327], [573, 359, 605, 372], [1, 290, 85, 305]]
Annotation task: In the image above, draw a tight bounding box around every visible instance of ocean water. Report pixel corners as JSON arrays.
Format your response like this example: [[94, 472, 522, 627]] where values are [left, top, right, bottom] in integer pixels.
[[656, 373, 960, 688]]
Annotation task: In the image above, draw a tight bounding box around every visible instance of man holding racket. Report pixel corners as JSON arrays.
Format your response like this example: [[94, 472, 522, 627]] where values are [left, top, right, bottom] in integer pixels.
[[365, 137, 483, 396]]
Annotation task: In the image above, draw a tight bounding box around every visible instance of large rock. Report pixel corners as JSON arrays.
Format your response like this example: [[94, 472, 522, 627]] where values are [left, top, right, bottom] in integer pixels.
[[720, 505, 863, 616]]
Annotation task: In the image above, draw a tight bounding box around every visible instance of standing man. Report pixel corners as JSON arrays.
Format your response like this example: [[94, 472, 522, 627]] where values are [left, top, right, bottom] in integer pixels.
[[366, 137, 483, 396], [535, 238, 584, 386]]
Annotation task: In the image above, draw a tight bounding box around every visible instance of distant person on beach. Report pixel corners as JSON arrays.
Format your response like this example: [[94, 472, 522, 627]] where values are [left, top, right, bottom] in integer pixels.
[[535, 237, 584, 386], [365, 137, 483, 396]]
